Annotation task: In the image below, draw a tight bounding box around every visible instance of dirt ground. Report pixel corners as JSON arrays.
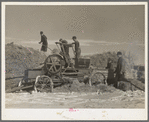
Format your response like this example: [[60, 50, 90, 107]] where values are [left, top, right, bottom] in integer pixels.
[[5, 87, 145, 108], [5, 43, 145, 109]]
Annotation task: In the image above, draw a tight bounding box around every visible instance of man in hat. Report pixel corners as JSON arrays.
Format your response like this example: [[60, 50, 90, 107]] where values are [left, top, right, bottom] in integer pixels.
[[114, 51, 125, 88], [39, 31, 48, 52], [72, 36, 81, 67], [56, 38, 73, 67], [56, 38, 73, 57]]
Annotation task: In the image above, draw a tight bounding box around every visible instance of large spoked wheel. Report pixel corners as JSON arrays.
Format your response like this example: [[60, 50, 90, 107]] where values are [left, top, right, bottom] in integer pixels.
[[90, 72, 106, 85], [34, 75, 53, 92], [44, 55, 62, 74]]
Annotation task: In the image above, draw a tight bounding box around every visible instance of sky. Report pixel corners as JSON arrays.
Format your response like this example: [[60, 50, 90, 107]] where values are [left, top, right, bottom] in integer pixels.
[[5, 5, 145, 65]]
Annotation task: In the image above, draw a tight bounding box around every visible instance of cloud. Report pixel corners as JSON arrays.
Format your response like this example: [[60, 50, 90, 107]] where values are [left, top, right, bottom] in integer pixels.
[[21, 40, 144, 47], [77, 40, 145, 46], [22, 40, 57, 45], [6, 37, 144, 47]]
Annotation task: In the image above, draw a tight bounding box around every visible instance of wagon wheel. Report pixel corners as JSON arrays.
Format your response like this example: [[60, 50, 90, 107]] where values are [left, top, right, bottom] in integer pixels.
[[51, 75, 65, 87], [34, 75, 53, 92], [90, 72, 106, 85], [44, 55, 62, 74]]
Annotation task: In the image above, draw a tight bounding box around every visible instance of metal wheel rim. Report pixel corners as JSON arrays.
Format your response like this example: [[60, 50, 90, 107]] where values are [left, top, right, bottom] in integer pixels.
[[35, 76, 53, 92], [45, 55, 62, 74]]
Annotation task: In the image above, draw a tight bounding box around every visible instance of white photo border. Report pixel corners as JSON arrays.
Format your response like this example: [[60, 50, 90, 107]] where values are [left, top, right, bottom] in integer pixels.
[[1, 2, 148, 120]]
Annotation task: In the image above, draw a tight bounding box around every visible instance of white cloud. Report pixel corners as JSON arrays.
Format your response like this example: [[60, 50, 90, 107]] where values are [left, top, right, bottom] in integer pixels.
[[6, 37, 144, 47], [78, 40, 145, 46]]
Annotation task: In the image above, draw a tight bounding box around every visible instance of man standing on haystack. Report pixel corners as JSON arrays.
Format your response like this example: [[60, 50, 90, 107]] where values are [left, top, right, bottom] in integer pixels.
[[72, 36, 81, 67], [39, 31, 48, 52], [114, 51, 125, 88]]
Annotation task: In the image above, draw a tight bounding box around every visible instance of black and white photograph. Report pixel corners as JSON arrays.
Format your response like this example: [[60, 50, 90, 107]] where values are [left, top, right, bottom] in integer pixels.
[[1, 2, 148, 120]]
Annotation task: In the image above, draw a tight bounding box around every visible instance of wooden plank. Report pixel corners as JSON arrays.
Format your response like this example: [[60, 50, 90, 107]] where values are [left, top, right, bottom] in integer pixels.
[[7, 85, 34, 93], [52, 79, 63, 83], [21, 85, 34, 90], [61, 72, 79, 75], [127, 79, 145, 91], [27, 70, 45, 79], [5, 76, 24, 80]]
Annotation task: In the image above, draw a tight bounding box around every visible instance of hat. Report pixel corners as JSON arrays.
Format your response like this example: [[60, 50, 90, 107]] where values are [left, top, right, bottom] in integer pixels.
[[108, 58, 112, 61], [59, 38, 63, 41], [117, 51, 122, 55], [40, 31, 43, 34], [72, 36, 77, 39]]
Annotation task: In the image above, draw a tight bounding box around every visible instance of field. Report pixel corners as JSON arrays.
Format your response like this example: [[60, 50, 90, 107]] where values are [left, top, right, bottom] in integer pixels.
[[5, 42, 145, 108]]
